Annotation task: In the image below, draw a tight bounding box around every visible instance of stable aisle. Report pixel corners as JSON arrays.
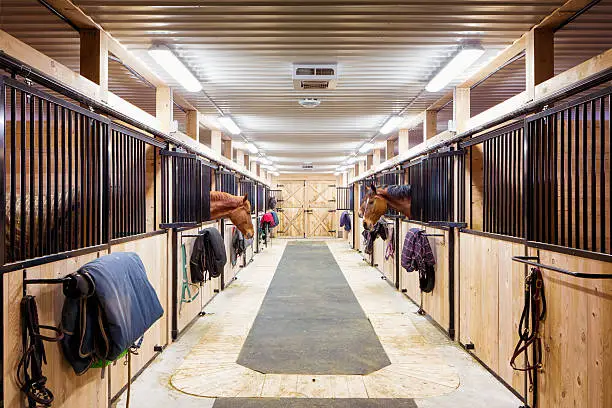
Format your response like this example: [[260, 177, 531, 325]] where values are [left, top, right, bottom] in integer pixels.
[[114, 240, 520, 408]]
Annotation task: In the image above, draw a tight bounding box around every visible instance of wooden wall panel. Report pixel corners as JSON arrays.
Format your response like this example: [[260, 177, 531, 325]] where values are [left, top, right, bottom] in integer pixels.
[[3, 251, 109, 408], [458, 232, 525, 393], [176, 224, 221, 334], [223, 222, 243, 284], [534, 249, 612, 408], [108, 233, 169, 399]]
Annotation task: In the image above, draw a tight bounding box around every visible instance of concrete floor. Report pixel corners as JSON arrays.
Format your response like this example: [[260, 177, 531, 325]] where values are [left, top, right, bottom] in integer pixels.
[[113, 239, 521, 408]]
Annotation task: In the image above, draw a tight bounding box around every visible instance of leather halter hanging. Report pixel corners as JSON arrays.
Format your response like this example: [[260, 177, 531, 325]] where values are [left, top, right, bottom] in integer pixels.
[[17, 295, 64, 407], [510, 267, 547, 390]]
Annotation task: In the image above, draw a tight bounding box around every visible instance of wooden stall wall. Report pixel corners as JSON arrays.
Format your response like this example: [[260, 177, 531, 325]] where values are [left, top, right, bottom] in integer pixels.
[[530, 249, 612, 408], [372, 222, 396, 285], [223, 221, 244, 286], [3, 251, 110, 408], [108, 233, 169, 399], [399, 221, 452, 335], [458, 232, 526, 395], [176, 224, 221, 335]]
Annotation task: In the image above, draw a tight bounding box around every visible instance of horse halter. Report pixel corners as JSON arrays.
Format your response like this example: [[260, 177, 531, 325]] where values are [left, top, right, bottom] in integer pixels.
[[510, 267, 547, 390]]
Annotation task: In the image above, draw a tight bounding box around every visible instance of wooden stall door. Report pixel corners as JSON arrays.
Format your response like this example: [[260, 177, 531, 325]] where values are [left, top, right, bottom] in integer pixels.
[[306, 182, 336, 237], [278, 181, 306, 237]]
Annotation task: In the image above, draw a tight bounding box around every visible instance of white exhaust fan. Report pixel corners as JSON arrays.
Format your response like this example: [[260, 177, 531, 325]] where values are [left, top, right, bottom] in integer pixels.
[[293, 64, 338, 90], [302, 162, 314, 170]]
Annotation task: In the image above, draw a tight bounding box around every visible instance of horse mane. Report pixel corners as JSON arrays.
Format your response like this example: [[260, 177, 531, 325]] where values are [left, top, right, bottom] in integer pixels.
[[382, 184, 411, 199]]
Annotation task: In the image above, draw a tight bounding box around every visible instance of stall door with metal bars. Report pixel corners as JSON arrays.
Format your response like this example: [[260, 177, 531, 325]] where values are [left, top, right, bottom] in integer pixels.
[[277, 180, 336, 238]]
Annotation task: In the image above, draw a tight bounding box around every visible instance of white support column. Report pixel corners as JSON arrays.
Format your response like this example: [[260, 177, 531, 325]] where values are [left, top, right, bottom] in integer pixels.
[[211, 130, 222, 155], [235, 149, 244, 166], [398, 128, 410, 153], [156, 86, 173, 134], [186, 110, 199, 141], [372, 148, 382, 167]]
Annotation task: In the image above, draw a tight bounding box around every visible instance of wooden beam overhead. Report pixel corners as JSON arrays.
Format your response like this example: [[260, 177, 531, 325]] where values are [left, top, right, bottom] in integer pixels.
[[43, 0, 165, 88], [79, 29, 108, 100]]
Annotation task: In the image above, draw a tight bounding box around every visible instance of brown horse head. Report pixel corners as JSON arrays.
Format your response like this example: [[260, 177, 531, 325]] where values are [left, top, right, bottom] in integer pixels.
[[210, 191, 254, 239], [362, 185, 389, 230], [228, 194, 254, 239], [362, 184, 412, 230]]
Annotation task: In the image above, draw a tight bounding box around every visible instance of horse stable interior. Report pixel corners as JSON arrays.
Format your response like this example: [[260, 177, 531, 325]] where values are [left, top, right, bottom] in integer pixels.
[[0, 0, 611, 407]]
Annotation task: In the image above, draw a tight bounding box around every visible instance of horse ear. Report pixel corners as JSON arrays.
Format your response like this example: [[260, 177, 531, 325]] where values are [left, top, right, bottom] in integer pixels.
[[243, 193, 248, 202], [370, 184, 377, 195]]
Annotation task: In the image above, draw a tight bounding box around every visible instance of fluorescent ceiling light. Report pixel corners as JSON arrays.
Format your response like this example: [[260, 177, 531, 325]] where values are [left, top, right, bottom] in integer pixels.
[[260, 157, 272, 165], [148, 45, 202, 92], [380, 115, 403, 135], [426, 44, 485, 92], [347, 157, 357, 164], [272, 171, 280, 176], [218, 116, 241, 135], [245, 142, 258, 154], [358, 142, 375, 154]]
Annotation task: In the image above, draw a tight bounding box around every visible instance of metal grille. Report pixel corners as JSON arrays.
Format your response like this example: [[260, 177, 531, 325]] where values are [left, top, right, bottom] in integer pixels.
[[240, 179, 256, 214], [526, 86, 611, 255], [216, 170, 237, 195], [1, 76, 109, 265], [336, 187, 353, 211], [257, 184, 264, 212], [161, 149, 211, 228], [110, 124, 163, 239], [405, 151, 458, 223], [481, 123, 524, 237]]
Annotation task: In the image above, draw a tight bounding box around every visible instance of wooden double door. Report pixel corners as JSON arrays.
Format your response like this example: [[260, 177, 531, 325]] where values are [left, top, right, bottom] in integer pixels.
[[277, 180, 336, 238]]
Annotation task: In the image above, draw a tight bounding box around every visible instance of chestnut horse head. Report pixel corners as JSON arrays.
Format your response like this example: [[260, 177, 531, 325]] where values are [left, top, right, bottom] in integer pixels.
[[210, 191, 254, 239], [362, 184, 412, 230]]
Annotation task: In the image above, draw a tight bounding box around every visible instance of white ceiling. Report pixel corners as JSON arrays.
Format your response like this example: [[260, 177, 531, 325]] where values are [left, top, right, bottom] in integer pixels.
[[4, 0, 573, 172]]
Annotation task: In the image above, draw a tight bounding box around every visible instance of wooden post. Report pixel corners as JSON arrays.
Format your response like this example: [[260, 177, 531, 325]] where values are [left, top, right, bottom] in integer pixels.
[[211, 130, 222, 154], [453, 87, 470, 133], [256, 163, 261, 177], [235, 150, 244, 166], [156, 86, 173, 134], [185, 110, 199, 141], [372, 149, 382, 167], [243, 154, 250, 170], [354, 164, 359, 177], [386, 139, 396, 160], [79, 29, 108, 101], [366, 154, 373, 170], [359, 160, 366, 175], [398, 128, 410, 153], [223, 139, 232, 160], [526, 27, 554, 100], [424, 109, 437, 140]]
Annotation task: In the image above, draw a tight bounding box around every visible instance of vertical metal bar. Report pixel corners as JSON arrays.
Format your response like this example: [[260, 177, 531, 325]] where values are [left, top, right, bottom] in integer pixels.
[[9, 85, 16, 261], [93, 121, 99, 244], [582, 102, 588, 250], [568, 109, 573, 247], [46, 99, 51, 254], [523, 120, 531, 242], [0, 78, 5, 266], [153, 146, 157, 230], [80, 114, 85, 248], [29, 94, 35, 258], [67, 110, 72, 250], [73, 113, 79, 249], [553, 112, 558, 245], [53, 103, 59, 253], [483, 141, 488, 231], [560, 110, 566, 247], [60, 107, 66, 251], [600, 97, 606, 253], [20, 90, 26, 259], [546, 115, 552, 244], [609, 94, 611, 254], [37, 99, 43, 256], [590, 99, 596, 252], [103, 123, 111, 244], [574, 106, 580, 248]]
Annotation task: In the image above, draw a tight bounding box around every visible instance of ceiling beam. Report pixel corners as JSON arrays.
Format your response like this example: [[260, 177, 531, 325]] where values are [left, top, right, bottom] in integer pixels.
[[42, 0, 165, 88]]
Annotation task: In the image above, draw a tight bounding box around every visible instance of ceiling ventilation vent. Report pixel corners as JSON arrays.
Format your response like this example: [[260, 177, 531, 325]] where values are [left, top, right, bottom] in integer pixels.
[[293, 64, 337, 90], [302, 162, 314, 170]]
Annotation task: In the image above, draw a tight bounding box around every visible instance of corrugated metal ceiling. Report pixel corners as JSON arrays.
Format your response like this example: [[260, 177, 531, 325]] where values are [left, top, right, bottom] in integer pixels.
[[3, 0, 610, 171]]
